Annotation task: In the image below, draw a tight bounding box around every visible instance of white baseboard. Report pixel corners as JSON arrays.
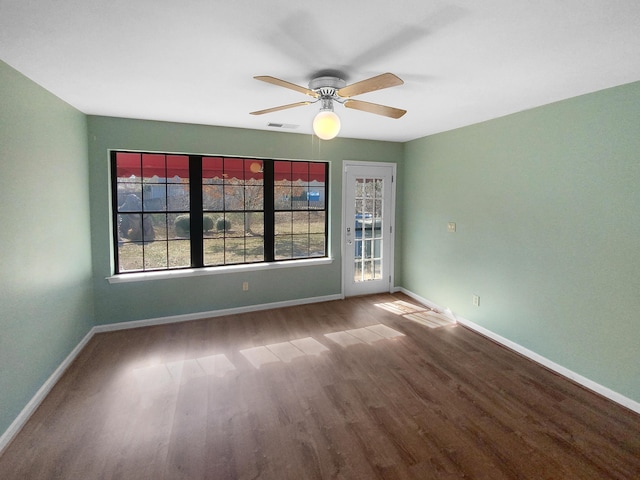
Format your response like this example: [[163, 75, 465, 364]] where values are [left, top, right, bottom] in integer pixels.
[[0, 328, 94, 454], [398, 287, 640, 415], [93, 293, 343, 333], [0, 293, 343, 454]]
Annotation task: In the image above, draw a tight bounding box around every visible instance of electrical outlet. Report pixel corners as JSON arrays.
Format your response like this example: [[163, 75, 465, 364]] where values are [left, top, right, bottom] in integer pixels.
[[448, 222, 456, 233], [242, 281, 249, 291], [472, 295, 480, 306]]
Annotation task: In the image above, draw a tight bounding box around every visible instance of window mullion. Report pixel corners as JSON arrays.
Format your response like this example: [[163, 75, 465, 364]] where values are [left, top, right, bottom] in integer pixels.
[[189, 156, 204, 267], [263, 161, 275, 262]]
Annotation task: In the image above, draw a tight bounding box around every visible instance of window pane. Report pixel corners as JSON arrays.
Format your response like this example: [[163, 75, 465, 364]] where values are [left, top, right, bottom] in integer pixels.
[[204, 238, 225, 265], [292, 211, 309, 234], [166, 155, 189, 183], [143, 184, 166, 211], [293, 235, 309, 258], [151, 214, 167, 240], [292, 162, 309, 183], [365, 239, 374, 259], [168, 240, 190, 268], [364, 260, 374, 280], [247, 212, 264, 236], [244, 186, 263, 210], [275, 212, 292, 234], [355, 200, 365, 222], [374, 239, 381, 258], [203, 157, 224, 184], [224, 237, 245, 264], [116, 152, 141, 181], [206, 217, 227, 237], [142, 154, 165, 181], [354, 259, 363, 282], [375, 179, 383, 197], [203, 214, 215, 235], [226, 212, 245, 237], [275, 184, 292, 209], [117, 185, 143, 212], [172, 214, 190, 239], [291, 187, 309, 210], [119, 209, 155, 242], [274, 161, 292, 183], [166, 184, 189, 210], [365, 198, 374, 214], [354, 239, 363, 261], [245, 160, 264, 184], [213, 215, 231, 234], [224, 158, 244, 182], [118, 242, 143, 272], [224, 185, 244, 210], [308, 186, 324, 209], [374, 259, 382, 279], [275, 235, 292, 260], [309, 234, 326, 257], [245, 236, 264, 263], [144, 241, 168, 270], [364, 178, 375, 197], [309, 211, 325, 234], [203, 185, 224, 210], [309, 162, 326, 184]]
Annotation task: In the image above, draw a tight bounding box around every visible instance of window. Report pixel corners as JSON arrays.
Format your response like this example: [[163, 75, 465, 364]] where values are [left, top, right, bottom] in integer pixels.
[[111, 151, 328, 274]]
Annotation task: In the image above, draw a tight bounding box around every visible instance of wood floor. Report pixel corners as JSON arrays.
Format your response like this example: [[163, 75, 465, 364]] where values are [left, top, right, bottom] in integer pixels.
[[1, 293, 639, 479]]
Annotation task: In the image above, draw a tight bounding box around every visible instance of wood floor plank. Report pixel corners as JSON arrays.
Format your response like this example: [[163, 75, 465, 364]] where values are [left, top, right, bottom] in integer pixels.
[[1, 293, 639, 479]]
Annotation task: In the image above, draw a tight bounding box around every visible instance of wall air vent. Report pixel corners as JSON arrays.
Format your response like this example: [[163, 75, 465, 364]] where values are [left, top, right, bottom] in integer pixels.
[[267, 122, 299, 129]]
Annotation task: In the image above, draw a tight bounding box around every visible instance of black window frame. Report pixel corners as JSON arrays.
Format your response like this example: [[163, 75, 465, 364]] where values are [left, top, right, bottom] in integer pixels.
[[110, 151, 329, 274]]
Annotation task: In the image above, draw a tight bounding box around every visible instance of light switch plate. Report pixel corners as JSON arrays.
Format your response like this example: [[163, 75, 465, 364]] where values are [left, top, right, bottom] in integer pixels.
[[448, 222, 456, 233]]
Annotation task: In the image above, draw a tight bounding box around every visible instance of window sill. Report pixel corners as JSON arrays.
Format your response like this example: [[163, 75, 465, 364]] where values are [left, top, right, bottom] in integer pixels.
[[106, 257, 334, 284]]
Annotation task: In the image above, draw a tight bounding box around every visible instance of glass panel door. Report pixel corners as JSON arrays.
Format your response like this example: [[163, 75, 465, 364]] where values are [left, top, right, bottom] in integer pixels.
[[343, 163, 395, 297]]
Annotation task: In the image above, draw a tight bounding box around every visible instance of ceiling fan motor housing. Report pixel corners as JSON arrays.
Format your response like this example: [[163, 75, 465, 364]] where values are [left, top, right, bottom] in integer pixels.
[[309, 76, 346, 99]]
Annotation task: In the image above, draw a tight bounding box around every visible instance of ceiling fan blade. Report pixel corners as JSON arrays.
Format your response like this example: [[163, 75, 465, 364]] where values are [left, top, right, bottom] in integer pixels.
[[344, 99, 406, 119], [254, 76, 319, 98], [337, 73, 404, 98], [250, 101, 311, 115]]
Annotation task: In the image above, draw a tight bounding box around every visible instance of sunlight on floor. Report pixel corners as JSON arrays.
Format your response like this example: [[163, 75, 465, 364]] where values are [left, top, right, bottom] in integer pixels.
[[324, 324, 405, 347], [240, 336, 330, 368], [241, 324, 404, 368], [375, 300, 456, 329], [133, 353, 236, 385], [129, 322, 407, 376]]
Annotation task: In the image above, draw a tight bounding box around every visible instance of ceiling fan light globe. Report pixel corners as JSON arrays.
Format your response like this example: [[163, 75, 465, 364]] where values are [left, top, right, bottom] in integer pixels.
[[313, 111, 341, 140]]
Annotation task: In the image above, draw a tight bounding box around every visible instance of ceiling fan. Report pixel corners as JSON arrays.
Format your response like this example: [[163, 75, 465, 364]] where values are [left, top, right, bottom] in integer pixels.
[[250, 72, 407, 139]]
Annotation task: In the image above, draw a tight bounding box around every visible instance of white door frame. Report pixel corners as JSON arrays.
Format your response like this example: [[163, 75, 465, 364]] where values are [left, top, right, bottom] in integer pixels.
[[341, 160, 396, 297]]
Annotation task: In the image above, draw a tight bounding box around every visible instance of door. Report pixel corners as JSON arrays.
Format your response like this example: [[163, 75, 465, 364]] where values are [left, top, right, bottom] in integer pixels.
[[343, 162, 395, 297]]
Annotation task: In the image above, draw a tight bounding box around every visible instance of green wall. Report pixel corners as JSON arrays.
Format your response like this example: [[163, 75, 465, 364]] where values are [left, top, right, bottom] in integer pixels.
[[401, 81, 640, 402], [0, 61, 94, 435], [87, 116, 404, 325]]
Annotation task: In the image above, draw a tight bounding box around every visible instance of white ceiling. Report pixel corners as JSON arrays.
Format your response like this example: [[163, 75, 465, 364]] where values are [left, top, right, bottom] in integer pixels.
[[1, 0, 640, 142]]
